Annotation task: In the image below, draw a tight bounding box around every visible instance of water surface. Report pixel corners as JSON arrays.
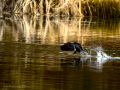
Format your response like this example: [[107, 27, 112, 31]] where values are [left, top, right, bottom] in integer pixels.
[[0, 15, 120, 90]]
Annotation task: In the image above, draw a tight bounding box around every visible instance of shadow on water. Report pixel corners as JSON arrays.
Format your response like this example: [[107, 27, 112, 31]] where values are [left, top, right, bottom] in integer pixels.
[[0, 15, 120, 90]]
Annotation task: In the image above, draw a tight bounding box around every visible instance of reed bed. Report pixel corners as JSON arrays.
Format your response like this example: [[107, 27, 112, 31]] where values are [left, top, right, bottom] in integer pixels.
[[89, 0, 120, 18], [0, 0, 120, 18]]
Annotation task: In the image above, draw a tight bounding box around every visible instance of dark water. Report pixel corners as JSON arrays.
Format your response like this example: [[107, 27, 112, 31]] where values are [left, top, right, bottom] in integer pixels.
[[0, 15, 120, 90]]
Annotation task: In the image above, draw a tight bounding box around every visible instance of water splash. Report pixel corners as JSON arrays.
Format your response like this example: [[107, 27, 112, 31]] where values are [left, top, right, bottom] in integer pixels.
[[85, 46, 120, 71], [92, 46, 120, 70], [96, 47, 111, 58], [95, 47, 120, 59]]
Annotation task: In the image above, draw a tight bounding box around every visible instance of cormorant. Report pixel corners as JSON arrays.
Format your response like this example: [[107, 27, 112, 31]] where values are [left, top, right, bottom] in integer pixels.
[[60, 42, 87, 54]]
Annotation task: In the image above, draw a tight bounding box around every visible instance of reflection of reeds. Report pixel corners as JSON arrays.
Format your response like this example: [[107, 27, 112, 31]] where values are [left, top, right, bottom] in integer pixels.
[[0, 15, 120, 45], [0, 20, 4, 41]]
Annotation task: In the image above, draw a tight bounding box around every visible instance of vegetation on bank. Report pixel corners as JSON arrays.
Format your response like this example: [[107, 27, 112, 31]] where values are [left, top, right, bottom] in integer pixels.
[[0, 0, 120, 19]]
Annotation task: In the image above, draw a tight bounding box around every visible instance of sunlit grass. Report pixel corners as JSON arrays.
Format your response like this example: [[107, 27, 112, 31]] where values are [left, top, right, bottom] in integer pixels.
[[1, 0, 120, 18]]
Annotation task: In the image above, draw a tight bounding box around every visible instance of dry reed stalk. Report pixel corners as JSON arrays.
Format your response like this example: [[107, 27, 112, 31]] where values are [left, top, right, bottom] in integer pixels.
[[1, 0, 120, 18], [13, 0, 37, 14], [39, 0, 43, 14], [53, 0, 82, 16], [45, 0, 53, 14]]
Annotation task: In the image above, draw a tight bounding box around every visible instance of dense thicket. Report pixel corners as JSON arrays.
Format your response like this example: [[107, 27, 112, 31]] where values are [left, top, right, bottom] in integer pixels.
[[0, 0, 120, 18]]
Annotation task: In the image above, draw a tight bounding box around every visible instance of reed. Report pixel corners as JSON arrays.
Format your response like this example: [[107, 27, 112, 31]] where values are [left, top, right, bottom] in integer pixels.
[[89, 0, 120, 18], [1, 0, 120, 18]]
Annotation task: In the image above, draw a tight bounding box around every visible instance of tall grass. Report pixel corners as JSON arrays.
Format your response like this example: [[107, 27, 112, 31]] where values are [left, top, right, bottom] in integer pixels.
[[1, 0, 120, 18], [89, 0, 120, 19]]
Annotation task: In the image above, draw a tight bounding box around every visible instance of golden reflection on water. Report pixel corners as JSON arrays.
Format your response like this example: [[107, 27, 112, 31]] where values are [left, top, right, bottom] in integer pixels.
[[0, 15, 120, 90], [0, 16, 120, 47]]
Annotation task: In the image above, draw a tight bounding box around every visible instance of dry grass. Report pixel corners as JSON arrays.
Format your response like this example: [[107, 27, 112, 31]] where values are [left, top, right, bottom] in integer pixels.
[[1, 0, 120, 18]]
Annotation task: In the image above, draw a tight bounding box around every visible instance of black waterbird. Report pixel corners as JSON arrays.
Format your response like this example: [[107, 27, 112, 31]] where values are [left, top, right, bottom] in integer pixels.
[[60, 42, 87, 54]]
